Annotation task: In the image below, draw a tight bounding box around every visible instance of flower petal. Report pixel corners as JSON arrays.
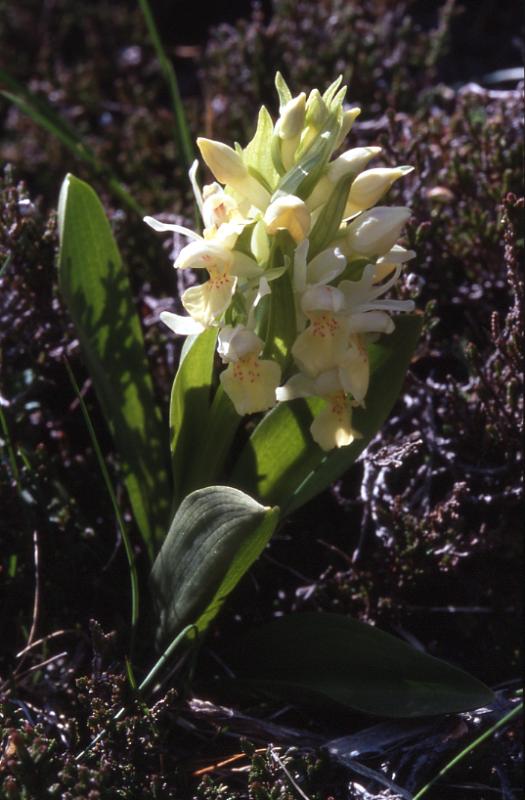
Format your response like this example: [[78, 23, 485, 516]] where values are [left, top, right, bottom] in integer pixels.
[[338, 338, 370, 403], [143, 216, 202, 241], [310, 393, 358, 450], [159, 310, 206, 336], [292, 311, 349, 377], [217, 325, 263, 362], [276, 372, 317, 401], [307, 246, 346, 285], [346, 311, 396, 334], [175, 239, 234, 271], [220, 356, 281, 415], [181, 276, 236, 327]]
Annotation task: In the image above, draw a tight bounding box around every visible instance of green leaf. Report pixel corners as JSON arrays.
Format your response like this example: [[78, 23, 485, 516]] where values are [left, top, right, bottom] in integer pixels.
[[308, 172, 355, 257], [58, 173, 170, 559], [275, 72, 292, 109], [232, 315, 422, 514], [150, 486, 279, 643], [232, 393, 323, 505], [261, 264, 297, 370], [244, 106, 279, 189], [169, 328, 217, 505], [183, 385, 242, 496], [236, 612, 494, 717]]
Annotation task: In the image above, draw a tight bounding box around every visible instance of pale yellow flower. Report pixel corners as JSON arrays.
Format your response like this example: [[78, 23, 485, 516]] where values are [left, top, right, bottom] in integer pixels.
[[311, 392, 357, 450], [291, 285, 349, 377], [276, 371, 360, 451], [218, 326, 281, 415]]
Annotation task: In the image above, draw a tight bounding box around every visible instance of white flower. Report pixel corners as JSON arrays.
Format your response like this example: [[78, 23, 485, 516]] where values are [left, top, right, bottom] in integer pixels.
[[201, 182, 244, 230], [339, 262, 415, 335], [292, 240, 346, 295], [291, 285, 350, 377], [218, 326, 281, 415], [175, 239, 262, 328]]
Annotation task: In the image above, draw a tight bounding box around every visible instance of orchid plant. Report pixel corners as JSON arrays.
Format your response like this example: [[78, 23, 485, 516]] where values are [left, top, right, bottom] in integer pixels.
[[145, 73, 415, 451], [56, 74, 493, 719]]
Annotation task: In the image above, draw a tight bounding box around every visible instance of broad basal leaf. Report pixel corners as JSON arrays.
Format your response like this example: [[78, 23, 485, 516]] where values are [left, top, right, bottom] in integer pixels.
[[236, 612, 494, 717], [58, 174, 170, 558], [231, 315, 422, 514], [150, 486, 279, 644]]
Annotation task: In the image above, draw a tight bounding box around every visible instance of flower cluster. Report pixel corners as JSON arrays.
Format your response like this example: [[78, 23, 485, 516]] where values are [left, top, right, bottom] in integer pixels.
[[146, 74, 415, 450]]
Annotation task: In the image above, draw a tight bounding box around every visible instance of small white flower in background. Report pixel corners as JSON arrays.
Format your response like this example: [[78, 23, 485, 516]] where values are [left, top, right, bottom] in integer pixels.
[[146, 73, 416, 447]]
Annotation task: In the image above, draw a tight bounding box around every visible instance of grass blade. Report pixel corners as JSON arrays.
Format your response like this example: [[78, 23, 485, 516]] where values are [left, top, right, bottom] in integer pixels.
[[0, 69, 143, 215], [412, 698, 523, 799], [137, 0, 194, 171], [0, 405, 21, 491]]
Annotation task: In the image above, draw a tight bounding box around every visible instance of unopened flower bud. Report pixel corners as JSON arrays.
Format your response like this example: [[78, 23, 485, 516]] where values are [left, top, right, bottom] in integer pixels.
[[306, 147, 382, 211], [305, 89, 327, 129], [197, 137, 248, 183], [328, 147, 383, 183], [345, 166, 413, 216], [264, 195, 311, 243], [298, 90, 329, 153], [276, 93, 306, 139], [345, 207, 411, 257], [197, 137, 270, 211]]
